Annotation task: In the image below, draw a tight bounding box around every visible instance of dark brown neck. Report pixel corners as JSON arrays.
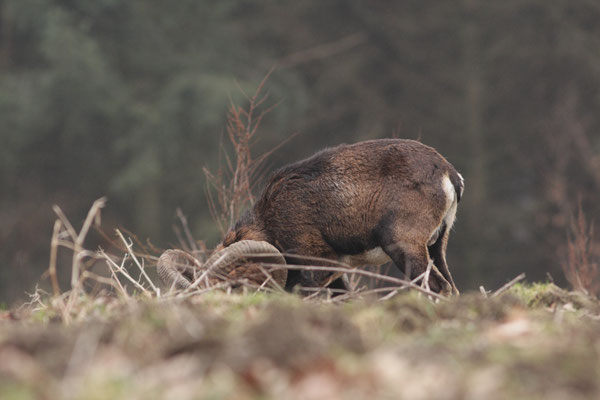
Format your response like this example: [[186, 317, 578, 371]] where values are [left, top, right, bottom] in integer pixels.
[[221, 210, 269, 247]]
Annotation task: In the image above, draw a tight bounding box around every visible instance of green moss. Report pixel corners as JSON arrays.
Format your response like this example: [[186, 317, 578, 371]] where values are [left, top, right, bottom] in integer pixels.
[[30, 307, 60, 324], [139, 306, 168, 329], [437, 292, 521, 321], [508, 282, 599, 311], [75, 377, 130, 400], [0, 382, 36, 400], [508, 282, 557, 305]]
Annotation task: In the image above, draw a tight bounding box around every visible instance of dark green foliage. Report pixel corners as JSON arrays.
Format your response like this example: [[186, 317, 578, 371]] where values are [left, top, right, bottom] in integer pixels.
[[1, 0, 600, 302]]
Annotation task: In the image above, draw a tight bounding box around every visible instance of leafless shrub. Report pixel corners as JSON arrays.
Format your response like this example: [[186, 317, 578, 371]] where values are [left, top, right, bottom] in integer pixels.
[[203, 72, 293, 234], [562, 205, 599, 297], [47, 198, 115, 323]]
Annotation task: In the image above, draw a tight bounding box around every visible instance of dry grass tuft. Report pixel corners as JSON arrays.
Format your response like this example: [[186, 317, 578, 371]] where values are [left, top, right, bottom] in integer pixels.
[[562, 205, 599, 297]]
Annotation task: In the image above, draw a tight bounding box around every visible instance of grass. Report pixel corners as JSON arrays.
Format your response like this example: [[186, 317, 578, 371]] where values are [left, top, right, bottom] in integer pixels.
[[1, 285, 599, 400]]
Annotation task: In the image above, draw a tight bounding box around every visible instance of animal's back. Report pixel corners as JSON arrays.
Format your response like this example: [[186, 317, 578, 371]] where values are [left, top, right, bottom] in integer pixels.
[[255, 139, 459, 257]]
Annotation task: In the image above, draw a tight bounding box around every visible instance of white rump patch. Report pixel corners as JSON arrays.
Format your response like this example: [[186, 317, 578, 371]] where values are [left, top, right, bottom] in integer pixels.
[[428, 174, 458, 245], [443, 174, 458, 230], [441, 174, 456, 209], [457, 172, 465, 198]]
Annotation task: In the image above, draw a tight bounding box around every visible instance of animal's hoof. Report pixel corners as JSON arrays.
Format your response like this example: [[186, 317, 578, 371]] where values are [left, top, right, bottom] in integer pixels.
[[439, 284, 453, 297], [429, 274, 454, 297]]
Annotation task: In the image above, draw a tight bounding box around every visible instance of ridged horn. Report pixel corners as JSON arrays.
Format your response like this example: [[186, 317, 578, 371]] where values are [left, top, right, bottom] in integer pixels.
[[203, 240, 287, 287], [157, 249, 200, 290]]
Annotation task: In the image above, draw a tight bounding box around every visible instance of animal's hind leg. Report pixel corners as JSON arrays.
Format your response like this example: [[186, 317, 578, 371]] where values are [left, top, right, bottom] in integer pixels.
[[428, 227, 459, 295], [382, 240, 452, 295]]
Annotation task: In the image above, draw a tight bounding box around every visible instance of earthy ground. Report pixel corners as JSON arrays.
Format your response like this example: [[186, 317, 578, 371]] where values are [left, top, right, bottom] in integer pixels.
[[1, 283, 599, 400]]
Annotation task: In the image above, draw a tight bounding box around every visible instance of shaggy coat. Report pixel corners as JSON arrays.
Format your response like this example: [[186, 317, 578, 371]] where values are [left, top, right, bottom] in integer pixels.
[[220, 139, 463, 294]]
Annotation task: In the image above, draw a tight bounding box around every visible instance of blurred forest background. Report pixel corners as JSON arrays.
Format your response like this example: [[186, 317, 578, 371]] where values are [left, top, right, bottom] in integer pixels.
[[1, 0, 600, 304]]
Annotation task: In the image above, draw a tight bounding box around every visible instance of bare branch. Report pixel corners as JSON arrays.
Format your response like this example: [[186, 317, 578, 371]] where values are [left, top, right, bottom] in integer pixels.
[[491, 273, 526, 298], [48, 219, 63, 297], [116, 230, 160, 296]]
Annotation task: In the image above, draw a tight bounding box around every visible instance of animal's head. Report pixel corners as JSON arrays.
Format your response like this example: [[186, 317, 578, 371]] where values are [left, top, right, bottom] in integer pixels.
[[157, 240, 287, 291]]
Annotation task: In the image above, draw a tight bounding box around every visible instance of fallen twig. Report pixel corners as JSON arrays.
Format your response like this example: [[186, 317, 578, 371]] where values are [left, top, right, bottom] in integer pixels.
[[260, 262, 447, 301], [491, 273, 526, 298], [479, 285, 489, 298], [48, 220, 63, 297], [116, 229, 160, 296], [100, 250, 150, 295]]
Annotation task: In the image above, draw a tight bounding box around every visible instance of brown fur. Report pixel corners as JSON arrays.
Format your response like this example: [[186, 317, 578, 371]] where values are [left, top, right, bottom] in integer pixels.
[[221, 139, 463, 294]]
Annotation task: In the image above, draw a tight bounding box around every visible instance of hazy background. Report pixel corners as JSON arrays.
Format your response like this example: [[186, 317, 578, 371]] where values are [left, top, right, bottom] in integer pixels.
[[2, 0, 599, 304]]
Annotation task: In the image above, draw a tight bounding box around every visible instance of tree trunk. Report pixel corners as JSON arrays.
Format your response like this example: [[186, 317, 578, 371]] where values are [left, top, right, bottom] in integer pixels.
[[462, 0, 487, 283]]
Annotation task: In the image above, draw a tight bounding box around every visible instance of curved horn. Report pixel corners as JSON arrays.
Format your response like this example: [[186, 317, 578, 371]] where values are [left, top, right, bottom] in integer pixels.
[[203, 240, 287, 288], [157, 249, 201, 290]]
